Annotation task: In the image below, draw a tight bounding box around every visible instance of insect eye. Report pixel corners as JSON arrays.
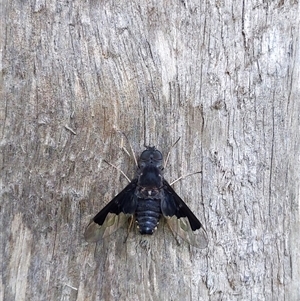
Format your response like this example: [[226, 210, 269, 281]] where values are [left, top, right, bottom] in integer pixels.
[[152, 150, 163, 161], [140, 149, 163, 163], [140, 150, 152, 160]]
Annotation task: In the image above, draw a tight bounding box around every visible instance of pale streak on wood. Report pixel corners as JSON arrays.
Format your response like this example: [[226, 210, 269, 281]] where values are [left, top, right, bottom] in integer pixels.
[[64, 125, 77, 135], [8, 214, 32, 301]]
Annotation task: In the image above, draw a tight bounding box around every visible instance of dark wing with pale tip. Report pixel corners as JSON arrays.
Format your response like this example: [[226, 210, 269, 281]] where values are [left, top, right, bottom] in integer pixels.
[[161, 179, 208, 249], [161, 180, 203, 230], [84, 179, 138, 242]]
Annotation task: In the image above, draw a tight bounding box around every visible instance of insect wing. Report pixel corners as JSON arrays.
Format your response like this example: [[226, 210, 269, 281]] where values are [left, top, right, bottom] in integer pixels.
[[161, 180, 208, 248], [84, 213, 130, 242], [161, 180, 203, 230], [166, 216, 208, 249], [84, 180, 138, 242]]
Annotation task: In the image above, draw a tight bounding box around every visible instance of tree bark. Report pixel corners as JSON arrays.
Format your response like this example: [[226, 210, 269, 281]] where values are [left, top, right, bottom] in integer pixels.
[[1, 0, 299, 300]]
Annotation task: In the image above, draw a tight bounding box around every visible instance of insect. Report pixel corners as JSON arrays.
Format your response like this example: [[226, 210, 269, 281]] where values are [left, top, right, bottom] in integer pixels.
[[84, 145, 208, 248]]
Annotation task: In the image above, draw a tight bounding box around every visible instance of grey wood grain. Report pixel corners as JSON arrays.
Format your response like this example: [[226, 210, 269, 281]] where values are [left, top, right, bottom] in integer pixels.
[[1, 0, 299, 300]]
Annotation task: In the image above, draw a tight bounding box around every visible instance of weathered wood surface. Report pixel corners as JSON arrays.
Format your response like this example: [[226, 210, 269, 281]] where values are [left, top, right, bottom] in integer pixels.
[[1, 0, 299, 300]]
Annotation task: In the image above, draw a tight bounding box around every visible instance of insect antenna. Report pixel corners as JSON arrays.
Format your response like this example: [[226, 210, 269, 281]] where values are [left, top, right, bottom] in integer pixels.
[[164, 137, 181, 169]]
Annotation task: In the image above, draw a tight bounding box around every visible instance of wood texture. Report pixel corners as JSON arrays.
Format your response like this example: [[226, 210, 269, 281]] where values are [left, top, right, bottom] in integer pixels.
[[1, 0, 299, 300]]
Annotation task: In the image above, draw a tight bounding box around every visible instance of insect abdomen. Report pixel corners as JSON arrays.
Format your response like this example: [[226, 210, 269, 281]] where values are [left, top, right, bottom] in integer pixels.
[[135, 199, 161, 234]]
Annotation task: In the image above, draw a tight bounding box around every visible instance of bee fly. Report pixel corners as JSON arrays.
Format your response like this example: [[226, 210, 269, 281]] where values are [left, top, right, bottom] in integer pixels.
[[84, 145, 208, 248]]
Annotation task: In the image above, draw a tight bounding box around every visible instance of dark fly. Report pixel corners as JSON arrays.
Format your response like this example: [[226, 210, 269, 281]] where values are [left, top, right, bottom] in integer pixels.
[[84, 147, 208, 248]]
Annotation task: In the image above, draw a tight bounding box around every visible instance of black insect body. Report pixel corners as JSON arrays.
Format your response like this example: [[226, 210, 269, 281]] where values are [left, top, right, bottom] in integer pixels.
[[135, 161, 163, 234], [84, 147, 208, 248], [135, 197, 161, 235]]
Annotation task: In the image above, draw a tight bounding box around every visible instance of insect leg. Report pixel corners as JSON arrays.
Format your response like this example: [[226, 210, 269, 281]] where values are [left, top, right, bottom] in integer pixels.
[[103, 160, 131, 183], [118, 131, 138, 167], [121, 146, 131, 158], [164, 137, 181, 169], [169, 171, 202, 186]]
